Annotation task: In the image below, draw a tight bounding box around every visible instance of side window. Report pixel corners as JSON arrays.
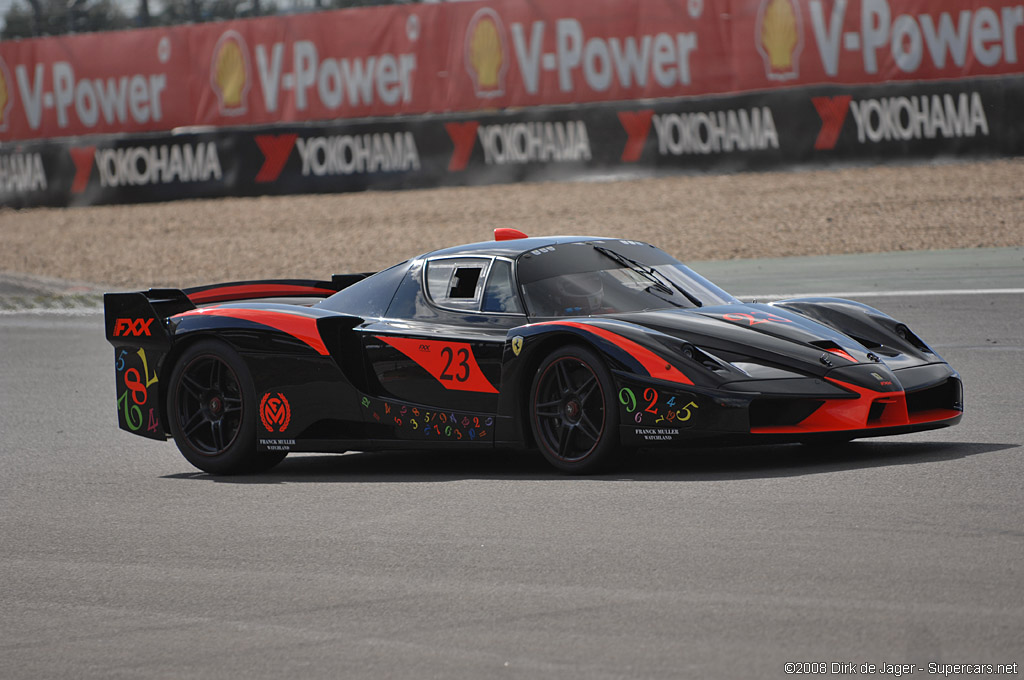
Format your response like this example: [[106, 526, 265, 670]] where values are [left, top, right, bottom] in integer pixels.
[[482, 260, 524, 314], [449, 267, 481, 298], [425, 258, 491, 310]]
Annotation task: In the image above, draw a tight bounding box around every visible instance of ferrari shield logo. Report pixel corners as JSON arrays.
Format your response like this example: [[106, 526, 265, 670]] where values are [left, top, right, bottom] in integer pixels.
[[511, 336, 524, 356]]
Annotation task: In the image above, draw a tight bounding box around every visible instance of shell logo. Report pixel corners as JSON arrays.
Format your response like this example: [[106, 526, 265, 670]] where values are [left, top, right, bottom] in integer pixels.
[[755, 0, 803, 81], [465, 7, 509, 98], [211, 29, 251, 115], [0, 56, 12, 131]]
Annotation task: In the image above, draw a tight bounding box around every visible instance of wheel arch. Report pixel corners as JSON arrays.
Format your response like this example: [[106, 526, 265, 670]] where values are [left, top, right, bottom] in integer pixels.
[[158, 331, 247, 429], [509, 330, 612, 449], [525, 341, 622, 473]]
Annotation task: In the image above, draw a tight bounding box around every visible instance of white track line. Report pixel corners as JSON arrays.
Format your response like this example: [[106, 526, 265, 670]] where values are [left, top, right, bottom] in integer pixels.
[[0, 306, 103, 316], [743, 288, 1024, 301]]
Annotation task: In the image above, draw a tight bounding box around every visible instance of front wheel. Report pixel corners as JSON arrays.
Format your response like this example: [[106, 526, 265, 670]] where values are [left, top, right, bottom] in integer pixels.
[[167, 339, 286, 475], [530, 345, 621, 474]]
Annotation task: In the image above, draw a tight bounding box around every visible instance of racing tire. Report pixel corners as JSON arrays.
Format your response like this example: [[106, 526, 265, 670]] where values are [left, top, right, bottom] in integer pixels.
[[167, 339, 286, 475], [530, 345, 621, 474]]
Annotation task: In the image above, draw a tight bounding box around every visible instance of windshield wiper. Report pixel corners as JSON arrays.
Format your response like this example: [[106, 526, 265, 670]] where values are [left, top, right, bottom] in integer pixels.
[[592, 245, 703, 308]]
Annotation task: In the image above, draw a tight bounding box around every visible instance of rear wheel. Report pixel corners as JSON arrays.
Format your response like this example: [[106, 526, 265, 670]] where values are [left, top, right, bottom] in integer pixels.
[[167, 340, 286, 474], [530, 345, 620, 474]]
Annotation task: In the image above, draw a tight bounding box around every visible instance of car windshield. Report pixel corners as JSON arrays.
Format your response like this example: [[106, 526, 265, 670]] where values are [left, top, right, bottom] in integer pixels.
[[517, 241, 735, 317]]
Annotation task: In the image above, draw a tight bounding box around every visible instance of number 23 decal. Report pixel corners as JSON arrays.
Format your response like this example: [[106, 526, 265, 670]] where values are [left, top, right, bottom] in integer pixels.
[[376, 336, 499, 394], [439, 346, 471, 382]]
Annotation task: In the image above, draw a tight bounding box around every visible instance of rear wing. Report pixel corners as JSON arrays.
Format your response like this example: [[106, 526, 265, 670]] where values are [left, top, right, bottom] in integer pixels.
[[103, 288, 193, 348], [103, 274, 375, 346], [103, 289, 192, 440]]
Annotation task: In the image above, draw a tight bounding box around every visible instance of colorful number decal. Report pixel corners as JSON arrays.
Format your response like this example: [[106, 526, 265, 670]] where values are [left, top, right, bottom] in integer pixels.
[[117, 390, 143, 431], [137, 348, 158, 389], [359, 394, 491, 443], [124, 368, 148, 406], [618, 387, 637, 413], [643, 388, 659, 414], [115, 348, 160, 435], [621, 384, 701, 429]]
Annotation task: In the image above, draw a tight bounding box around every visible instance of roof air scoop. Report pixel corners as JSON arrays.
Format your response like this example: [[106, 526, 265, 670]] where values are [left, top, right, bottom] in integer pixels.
[[494, 228, 528, 241]]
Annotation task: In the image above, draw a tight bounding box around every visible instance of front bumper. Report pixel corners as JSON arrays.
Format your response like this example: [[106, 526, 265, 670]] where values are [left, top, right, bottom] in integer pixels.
[[614, 363, 963, 447]]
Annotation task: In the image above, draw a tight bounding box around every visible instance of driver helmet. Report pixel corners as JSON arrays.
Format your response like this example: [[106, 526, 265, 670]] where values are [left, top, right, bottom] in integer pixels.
[[555, 271, 604, 314]]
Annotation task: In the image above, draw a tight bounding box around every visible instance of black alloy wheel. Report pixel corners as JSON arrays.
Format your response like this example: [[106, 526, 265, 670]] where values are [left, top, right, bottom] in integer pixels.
[[168, 340, 285, 474], [175, 354, 243, 455], [530, 345, 620, 474]]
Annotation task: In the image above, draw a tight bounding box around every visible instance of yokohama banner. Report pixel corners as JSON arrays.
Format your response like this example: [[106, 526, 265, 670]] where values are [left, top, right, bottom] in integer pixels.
[[1, 0, 1023, 142], [3, 74, 1021, 208]]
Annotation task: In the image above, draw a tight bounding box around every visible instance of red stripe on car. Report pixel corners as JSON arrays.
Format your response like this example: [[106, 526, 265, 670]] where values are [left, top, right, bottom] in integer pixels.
[[177, 308, 329, 355], [188, 284, 337, 304]]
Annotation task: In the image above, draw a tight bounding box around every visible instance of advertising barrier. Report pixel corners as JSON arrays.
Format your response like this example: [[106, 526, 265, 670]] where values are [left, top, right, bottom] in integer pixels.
[[0, 0, 1021, 206], [2, 74, 1020, 209]]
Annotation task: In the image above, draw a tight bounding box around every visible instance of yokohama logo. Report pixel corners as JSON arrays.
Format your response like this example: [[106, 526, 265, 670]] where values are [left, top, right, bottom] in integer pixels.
[[812, 91, 989, 150], [68, 143, 222, 192], [616, 106, 779, 160], [444, 119, 591, 170], [259, 392, 292, 433]]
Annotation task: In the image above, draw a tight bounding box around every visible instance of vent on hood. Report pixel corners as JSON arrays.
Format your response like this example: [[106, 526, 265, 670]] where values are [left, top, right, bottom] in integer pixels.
[[682, 344, 730, 374]]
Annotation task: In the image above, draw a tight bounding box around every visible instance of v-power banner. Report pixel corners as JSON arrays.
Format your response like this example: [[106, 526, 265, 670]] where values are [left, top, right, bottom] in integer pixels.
[[0, 0, 1022, 206]]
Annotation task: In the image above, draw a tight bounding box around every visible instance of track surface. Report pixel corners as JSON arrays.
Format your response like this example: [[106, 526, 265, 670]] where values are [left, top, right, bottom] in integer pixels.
[[2, 249, 1022, 679]]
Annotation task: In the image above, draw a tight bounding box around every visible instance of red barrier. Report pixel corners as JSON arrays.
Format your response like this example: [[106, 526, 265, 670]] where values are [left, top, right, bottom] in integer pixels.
[[1, 0, 1022, 142]]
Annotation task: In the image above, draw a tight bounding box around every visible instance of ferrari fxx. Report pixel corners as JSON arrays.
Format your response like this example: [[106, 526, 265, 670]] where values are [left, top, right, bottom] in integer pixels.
[[104, 231, 963, 474]]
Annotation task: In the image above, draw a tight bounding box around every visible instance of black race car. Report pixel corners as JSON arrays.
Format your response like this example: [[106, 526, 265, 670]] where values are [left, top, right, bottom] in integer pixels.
[[104, 231, 963, 474]]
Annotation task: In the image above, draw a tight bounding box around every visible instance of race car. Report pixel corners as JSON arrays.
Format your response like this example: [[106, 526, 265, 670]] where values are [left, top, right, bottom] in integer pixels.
[[103, 230, 963, 474]]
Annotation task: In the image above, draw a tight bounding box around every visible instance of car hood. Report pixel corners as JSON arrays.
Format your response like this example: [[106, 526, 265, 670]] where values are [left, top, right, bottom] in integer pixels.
[[605, 302, 928, 381]]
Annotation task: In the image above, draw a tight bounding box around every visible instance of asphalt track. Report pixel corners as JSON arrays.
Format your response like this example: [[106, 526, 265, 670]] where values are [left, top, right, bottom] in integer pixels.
[[2, 248, 1022, 679]]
